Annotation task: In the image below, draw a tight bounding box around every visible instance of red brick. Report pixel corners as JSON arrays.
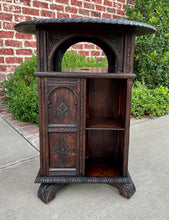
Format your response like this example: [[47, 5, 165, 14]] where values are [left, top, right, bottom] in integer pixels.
[[0, 48, 14, 55], [0, 31, 14, 38], [24, 41, 36, 48], [50, 4, 64, 11], [57, 12, 70, 18], [84, 43, 95, 49], [102, 13, 111, 19], [15, 32, 33, 39], [1, 0, 12, 3], [104, 0, 112, 7], [123, 5, 126, 10], [71, 14, 83, 18], [16, 49, 32, 55], [113, 15, 121, 19], [78, 51, 90, 56], [117, 9, 125, 16], [118, 0, 125, 3], [91, 11, 101, 18], [0, 13, 13, 21], [3, 22, 16, 30], [23, 7, 39, 16], [14, 15, 32, 22], [71, 0, 82, 7], [78, 9, 90, 16], [96, 5, 106, 12], [55, 0, 69, 4], [5, 40, 22, 47], [3, 4, 21, 13], [84, 3, 94, 10], [91, 51, 101, 56], [0, 57, 5, 63], [65, 6, 78, 14], [101, 51, 106, 56], [41, 10, 54, 17], [0, 65, 8, 72], [6, 57, 23, 64], [14, 0, 31, 6], [0, 40, 3, 47], [107, 7, 115, 13], [113, 2, 122, 9], [33, 1, 48, 9], [72, 43, 83, 50], [91, 0, 102, 4]]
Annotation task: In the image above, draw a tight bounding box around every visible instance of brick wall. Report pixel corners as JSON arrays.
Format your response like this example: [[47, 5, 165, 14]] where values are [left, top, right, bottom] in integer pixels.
[[0, 0, 134, 97]]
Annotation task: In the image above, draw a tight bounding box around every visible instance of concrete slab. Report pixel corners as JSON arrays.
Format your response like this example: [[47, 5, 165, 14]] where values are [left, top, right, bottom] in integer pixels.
[[0, 115, 169, 220], [0, 116, 38, 169]]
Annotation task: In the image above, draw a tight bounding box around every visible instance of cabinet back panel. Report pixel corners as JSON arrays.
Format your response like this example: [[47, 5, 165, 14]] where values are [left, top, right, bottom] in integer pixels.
[[87, 79, 121, 119], [86, 130, 119, 158]]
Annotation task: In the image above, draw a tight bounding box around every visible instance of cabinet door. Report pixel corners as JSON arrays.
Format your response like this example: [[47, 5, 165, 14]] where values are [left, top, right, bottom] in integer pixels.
[[43, 78, 85, 176]]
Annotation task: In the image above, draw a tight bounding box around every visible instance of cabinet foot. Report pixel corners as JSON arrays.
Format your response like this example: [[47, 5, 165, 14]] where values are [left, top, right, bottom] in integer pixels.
[[38, 183, 67, 204], [109, 177, 136, 199]]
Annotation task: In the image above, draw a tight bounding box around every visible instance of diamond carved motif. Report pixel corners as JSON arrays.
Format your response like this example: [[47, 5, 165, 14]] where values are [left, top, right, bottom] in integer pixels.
[[52, 136, 74, 167], [56, 101, 70, 115]]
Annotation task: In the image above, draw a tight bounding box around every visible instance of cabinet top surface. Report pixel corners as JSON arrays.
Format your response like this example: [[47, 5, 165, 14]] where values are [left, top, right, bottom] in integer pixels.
[[14, 18, 156, 36]]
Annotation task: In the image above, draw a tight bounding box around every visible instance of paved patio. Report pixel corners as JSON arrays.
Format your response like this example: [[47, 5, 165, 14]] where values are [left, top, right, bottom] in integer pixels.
[[0, 104, 169, 220]]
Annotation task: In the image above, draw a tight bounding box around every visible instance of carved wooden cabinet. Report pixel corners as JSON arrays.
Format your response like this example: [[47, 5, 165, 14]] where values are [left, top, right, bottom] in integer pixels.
[[15, 18, 155, 203]]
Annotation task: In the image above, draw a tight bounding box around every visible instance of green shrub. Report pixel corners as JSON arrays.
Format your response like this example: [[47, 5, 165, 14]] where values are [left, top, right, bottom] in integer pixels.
[[1, 54, 39, 123], [131, 82, 169, 118], [126, 0, 169, 88], [61, 50, 108, 69]]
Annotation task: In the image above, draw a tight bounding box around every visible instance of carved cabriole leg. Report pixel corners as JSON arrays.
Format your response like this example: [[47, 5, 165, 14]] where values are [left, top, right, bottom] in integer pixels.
[[38, 184, 68, 204], [109, 175, 136, 199]]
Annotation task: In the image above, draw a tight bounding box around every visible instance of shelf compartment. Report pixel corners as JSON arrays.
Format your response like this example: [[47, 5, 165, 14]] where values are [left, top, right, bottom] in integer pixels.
[[85, 158, 122, 177], [86, 117, 124, 130]]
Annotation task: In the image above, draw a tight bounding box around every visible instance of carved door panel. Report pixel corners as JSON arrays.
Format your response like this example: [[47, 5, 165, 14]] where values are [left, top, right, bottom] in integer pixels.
[[48, 86, 77, 125], [45, 78, 85, 176]]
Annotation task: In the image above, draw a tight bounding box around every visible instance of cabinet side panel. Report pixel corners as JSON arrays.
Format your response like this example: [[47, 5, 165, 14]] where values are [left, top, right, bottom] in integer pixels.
[[38, 77, 49, 176], [123, 79, 133, 175], [79, 79, 86, 176]]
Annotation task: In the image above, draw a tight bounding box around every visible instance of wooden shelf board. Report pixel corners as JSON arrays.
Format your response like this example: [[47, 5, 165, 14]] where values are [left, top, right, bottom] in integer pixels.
[[86, 117, 124, 130], [85, 158, 122, 177]]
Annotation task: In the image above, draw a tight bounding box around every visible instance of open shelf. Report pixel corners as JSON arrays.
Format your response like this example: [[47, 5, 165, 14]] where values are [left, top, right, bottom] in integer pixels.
[[85, 157, 121, 177], [86, 117, 124, 130]]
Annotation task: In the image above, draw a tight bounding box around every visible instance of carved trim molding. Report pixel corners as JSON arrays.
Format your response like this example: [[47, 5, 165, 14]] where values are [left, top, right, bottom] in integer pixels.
[[35, 172, 131, 184]]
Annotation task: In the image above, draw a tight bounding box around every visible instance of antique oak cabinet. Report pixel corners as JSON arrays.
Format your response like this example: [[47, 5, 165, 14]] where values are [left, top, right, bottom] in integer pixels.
[[15, 18, 155, 203]]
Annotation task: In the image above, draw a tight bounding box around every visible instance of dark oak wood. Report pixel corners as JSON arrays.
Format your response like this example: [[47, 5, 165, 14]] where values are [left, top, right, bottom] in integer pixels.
[[109, 174, 136, 199], [38, 183, 67, 204], [14, 18, 155, 203]]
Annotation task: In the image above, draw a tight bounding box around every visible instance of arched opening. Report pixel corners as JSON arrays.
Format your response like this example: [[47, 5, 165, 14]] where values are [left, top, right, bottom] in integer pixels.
[[49, 36, 119, 73], [61, 42, 108, 73]]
